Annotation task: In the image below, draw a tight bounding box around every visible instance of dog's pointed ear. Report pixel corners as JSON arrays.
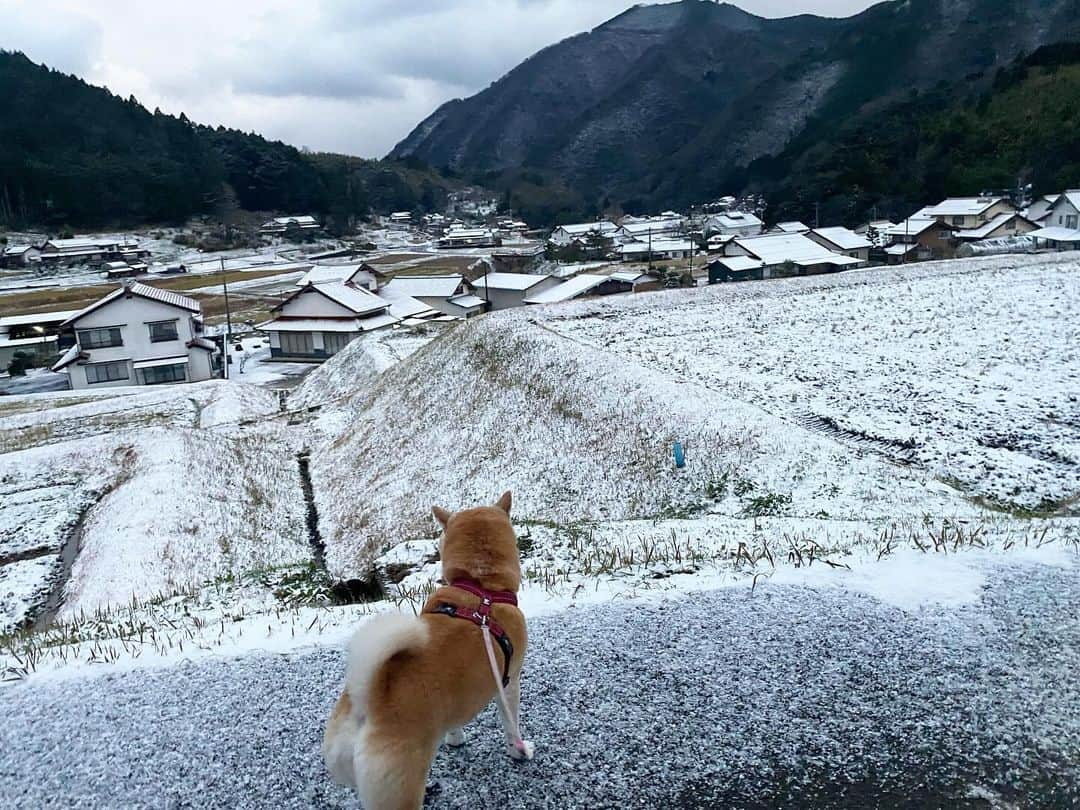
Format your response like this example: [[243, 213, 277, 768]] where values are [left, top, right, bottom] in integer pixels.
[[495, 490, 512, 516], [432, 506, 452, 527]]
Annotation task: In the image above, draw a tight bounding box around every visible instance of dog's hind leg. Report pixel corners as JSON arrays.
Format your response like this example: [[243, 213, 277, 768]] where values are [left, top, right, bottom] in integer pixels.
[[323, 692, 363, 787], [495, 676, 535, 761], [444, 727, 466, 747], [355, 737, 438, 810]]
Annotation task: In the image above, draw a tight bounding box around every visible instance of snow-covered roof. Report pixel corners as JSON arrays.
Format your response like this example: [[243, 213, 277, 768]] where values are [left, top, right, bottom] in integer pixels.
[[609, 271, 657, 284], [810, 227, 872, 251], [712, 256, 765, 272], [382, 275, 463, 300], [3, 245, 35, 256], [954, 213, 1033, 240], [552, 221, 618, 236], [44, 237, 121, 250], [524, 274, 608, 304], [885, 243, 920, 255], [775, 222, 810, 233], [707, 212, 763, 230], [885, 218, 946, 238], [0, 309, 81, 329], [617, 239, 694, 254], [923, 197, 1008, 217], [1028, 226, 1080, 242], [295, 265, 364, 287], [50, 343, 85, 371], [733, 233, 860, 266], [266, 215, 318, 227], [472, 273, 553, 291], [619, 218, 684, 236], [446, 294, 487, 309], [63, 283, 200, 326], [440, 228, 494, 239], [311, 283, 389, 316]]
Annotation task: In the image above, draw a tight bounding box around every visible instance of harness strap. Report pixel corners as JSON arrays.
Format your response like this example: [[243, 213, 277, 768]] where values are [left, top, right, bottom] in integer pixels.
[[431, 602, 515, 686], [449, 578, 518, 606]]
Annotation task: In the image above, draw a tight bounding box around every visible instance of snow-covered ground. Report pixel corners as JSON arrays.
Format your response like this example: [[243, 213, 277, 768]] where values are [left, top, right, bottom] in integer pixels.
[[0, 553, 1076, 808]]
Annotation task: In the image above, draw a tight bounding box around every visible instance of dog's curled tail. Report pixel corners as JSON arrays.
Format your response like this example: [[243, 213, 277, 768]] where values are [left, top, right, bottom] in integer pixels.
[[344, 612, 428, 717]]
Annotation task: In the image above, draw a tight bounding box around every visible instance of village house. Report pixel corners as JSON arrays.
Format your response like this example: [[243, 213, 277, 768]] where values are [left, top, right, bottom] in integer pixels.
[[711, 232, 863, 280], [616, 239, 696, 262], [884, 218, 957, 262], [1045, 190, 1080, 231], [2, 244, 41, 267], [616, 216, 686, 243], [1025, 194, 1061, 225], [953, 212, 1039, 242], [1028, 226, 1080, 251], [704, 211, 763, 238], [258, 282, 398, 361], [0, 308, 79, 370], [919, 197, 1016, 230], [259, 215, 320, 236], [388, 212, 412, 227], [378, 275, 484, 319], [490, 245, 545, 274], [51, 282, 216, 389], [37, 237, 149, 266], [296, 263, 384, 292], [773, 221, 811, 234], [608, 270, 661, 292], [548, 221, 618, 248], [806, 227, 873, 262], [523, 273, 642, 305], [437, 227, 498, 249], [471, 273, 560, 311]]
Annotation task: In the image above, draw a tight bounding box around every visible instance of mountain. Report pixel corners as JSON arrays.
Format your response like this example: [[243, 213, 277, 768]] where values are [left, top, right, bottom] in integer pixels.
[[0, 51, 460, 230], [391, 0, 1080, 221]]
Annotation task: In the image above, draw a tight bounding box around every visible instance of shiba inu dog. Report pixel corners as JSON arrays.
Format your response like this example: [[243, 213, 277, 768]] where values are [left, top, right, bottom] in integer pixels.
[[323, 491, 534, 809]]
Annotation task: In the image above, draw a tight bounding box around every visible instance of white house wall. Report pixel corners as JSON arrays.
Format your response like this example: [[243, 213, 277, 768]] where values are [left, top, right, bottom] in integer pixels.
[[66, 294, 212, 390]]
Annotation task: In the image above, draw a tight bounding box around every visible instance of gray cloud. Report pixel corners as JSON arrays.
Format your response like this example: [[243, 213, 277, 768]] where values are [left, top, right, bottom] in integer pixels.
[[2, 0, 877, 156]]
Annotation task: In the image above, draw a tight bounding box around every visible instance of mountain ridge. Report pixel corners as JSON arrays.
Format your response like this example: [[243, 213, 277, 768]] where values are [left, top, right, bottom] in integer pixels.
[[391, 0, 1080, 217]]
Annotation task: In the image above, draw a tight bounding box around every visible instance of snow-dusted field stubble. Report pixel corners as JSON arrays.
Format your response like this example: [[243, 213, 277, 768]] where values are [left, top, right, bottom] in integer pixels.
[[0, 382, 308, 633]]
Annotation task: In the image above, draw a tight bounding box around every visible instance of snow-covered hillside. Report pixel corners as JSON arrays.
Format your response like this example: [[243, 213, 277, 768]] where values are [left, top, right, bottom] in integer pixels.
[[0, 382, 307, 632]]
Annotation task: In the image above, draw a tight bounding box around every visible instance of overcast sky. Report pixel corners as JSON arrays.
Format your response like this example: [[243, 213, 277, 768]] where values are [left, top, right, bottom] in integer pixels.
[[0, 0, 876, 158]]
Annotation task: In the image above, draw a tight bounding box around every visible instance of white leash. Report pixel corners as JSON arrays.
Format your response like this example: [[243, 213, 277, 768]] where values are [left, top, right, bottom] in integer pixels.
[[480, 624, 533, 759]]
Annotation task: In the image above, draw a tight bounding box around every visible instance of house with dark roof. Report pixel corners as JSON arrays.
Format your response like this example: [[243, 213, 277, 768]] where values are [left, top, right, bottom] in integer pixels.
[[51, 281, 217, 389], [257, 282, 399, 360]]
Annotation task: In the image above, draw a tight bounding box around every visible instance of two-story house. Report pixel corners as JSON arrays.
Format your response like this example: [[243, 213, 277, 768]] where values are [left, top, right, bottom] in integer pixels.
[[1045, 190, 1080, 231], [51, 281, 217, 389], [919, 197, 1016, 230]]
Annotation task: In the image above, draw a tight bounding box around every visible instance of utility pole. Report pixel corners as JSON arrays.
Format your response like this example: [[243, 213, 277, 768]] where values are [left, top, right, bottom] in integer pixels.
[[220, 257, 233, 380], [814, 202, 821, 229]]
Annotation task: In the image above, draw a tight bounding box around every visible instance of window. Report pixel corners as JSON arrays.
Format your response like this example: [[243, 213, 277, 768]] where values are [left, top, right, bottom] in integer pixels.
[[279, 332, 313, 356], [1067, 215, 1078, 230], [952, 216, 965, 226], [148, 320, 179, 343], [85, 361, 129, 384], [323, 332, 355, 356], [141, 364, 187, 385], [78, 327, 123, 349]]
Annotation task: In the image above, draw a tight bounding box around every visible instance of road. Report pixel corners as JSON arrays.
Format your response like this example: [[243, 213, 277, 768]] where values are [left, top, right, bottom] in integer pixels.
[[1, 558, 1077, 809]]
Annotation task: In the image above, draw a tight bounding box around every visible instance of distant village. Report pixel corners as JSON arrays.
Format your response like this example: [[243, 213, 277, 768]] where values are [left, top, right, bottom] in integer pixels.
[[1, 188, 1078, 392]]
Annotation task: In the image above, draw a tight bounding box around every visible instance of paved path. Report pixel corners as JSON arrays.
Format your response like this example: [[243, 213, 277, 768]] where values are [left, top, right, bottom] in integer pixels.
[[1, 559, 1078, 809]]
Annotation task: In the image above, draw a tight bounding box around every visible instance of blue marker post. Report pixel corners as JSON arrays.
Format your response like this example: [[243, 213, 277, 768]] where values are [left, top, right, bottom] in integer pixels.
[[673, 441, 686, 469]]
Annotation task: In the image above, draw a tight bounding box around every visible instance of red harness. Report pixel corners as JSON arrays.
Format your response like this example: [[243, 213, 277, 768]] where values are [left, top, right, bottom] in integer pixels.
[[428, 578, 518, 686]]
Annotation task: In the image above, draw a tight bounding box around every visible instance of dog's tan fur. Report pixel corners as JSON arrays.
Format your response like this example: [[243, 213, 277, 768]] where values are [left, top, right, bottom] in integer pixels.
[[323, 491, 531, 810]]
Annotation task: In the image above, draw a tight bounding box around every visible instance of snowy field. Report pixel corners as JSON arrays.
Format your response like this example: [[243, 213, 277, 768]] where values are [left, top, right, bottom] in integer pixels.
[[546, 253, 1080, 514]]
